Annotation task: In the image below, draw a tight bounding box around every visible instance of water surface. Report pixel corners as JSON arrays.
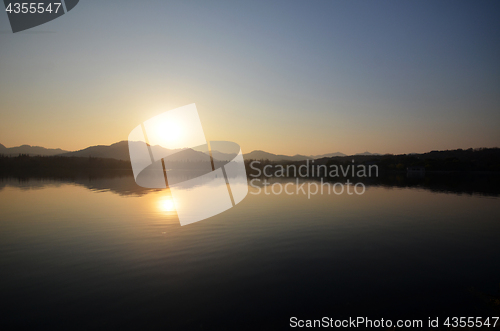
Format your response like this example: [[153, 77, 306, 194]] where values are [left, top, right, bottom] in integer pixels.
[[1, 176, 499, 330]]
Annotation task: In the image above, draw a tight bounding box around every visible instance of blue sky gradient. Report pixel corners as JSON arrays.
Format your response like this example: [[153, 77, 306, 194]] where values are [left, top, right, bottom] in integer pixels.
[[1, 0, 499, 155]]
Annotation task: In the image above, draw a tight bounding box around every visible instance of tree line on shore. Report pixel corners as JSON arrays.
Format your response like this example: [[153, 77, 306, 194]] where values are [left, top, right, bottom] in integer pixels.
[[245, 147, 500, 177]]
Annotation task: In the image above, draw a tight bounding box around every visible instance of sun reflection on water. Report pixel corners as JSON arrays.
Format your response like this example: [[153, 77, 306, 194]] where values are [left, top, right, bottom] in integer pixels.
[[159, 197, 176, 213]]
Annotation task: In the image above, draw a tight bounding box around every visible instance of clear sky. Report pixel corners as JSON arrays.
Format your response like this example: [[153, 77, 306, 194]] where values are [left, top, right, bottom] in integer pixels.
[[0, 0, 499, 155]]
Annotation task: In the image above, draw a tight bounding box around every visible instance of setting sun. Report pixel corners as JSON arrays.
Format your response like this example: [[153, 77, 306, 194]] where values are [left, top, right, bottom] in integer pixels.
[[142, 104, 207, 151], [158, 121, 183, 145], [147, 118, 185, 148]]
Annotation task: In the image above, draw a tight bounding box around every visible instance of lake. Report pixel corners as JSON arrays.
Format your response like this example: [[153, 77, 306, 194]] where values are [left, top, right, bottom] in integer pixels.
[[1, 175, 499, 330]]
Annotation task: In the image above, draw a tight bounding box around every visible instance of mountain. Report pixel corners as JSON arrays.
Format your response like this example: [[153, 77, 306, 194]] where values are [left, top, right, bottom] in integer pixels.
[[311, 152, 346, 158], [0, 144, 68, 156], [209, 150, 238, 161], [243, 150, 311, 161], [59, 140, 192, 161], [59, 141, 222, 163], [164, 148, 210, 162], [59, 141, 136, 160], [354, 151, 381, 156], [1, 141, 381, 162]]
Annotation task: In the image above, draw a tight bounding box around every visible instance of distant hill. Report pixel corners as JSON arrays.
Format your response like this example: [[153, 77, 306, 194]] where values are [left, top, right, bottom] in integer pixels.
[[164, 148, 210, 162], [0, 141, 381, 161], [0, 144, 68, 156], [59, 141, 138, 160], [311, 152, 346, 158], [243, 150, 311, 161], [243, 150, 385, 160], [59, 141, 232, 163], [354, 151, 381, 156], [59, 141, 187, 160], [209, 150, 238, 161]]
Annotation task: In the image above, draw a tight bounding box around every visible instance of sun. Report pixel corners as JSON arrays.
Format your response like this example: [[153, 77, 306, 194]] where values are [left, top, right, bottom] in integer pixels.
[[148, 118, 185, 149], [158, 121, 183, 145], [159, 197, 176, 212]]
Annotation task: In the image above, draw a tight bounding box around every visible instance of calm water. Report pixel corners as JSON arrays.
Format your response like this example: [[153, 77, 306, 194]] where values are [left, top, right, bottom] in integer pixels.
[[1, 176, 499, 330]]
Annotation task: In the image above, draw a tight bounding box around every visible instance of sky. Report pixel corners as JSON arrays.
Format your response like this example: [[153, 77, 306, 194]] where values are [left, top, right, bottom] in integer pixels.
[[0, 0, 499, 155]]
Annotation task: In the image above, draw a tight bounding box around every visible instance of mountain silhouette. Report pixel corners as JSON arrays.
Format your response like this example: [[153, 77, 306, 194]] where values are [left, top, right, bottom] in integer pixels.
[[209, 150, 238, 161], [58, 141, 175, 159], [1, 141, 380, 161], [310, 152, 346, 158], [59, 141, 231, 163], [164, 148, 210, 162], [0, 144, 68, 156], [243, 150, 312, 161], [354, 151, 381, 156], [59, 141, 139, 160]]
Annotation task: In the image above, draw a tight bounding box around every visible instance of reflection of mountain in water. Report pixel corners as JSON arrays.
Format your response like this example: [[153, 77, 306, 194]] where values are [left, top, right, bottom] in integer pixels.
[[371, 173, 500, 197], [254, 174, 500, 197], [0, 174, 155, 196]]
